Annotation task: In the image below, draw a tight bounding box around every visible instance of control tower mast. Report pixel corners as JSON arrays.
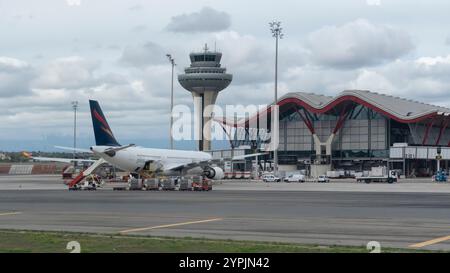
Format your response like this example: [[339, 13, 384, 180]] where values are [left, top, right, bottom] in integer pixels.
[[178, 44, 233, 151]]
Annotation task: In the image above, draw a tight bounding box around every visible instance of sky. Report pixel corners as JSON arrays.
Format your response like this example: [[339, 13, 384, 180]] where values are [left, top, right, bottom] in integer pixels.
[[1, 0, 450, 151]]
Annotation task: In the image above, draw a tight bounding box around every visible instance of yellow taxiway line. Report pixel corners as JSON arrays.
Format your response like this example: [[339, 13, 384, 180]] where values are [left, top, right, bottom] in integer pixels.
[[410, 235, 450, 248], [0, 212, 22, 217], [120, 218, 223, 234]]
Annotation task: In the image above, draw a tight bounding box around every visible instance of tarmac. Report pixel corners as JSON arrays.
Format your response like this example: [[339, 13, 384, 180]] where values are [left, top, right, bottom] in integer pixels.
[[1, 174, 450, 251]]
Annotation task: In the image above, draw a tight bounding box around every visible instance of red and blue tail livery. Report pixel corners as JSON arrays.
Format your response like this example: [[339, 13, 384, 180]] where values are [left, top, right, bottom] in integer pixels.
[[89, 100, 121, 147]]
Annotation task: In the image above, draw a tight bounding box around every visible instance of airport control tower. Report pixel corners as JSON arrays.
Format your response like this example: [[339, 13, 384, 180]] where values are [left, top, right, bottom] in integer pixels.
[[178, 44, 233, 151]]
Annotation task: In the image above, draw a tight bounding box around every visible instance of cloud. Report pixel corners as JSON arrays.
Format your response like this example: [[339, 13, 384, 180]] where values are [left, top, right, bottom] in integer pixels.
[[0, 57, 29, 72], [348, 69, 395, 92], [0, 52, 190, 145], [11, 12, 34, 20], [366, 0, 381, 6], [66, 0, 81, 6], [283, 65, 357, 95], [383, 56, 450, 99], [210, 31, 305, 86], [128, 4, 144, 12], [119, 42, 167, 67], [339, 55, 450, 105], [306, 19, 414, 69], [0, 78, 175, 145], [166, 7, 231, 33], [211, 31, 271, 85], [0, 57, 34, 97], [33, 56, 99, 89], [280, 53, 450, 109], [130, 25, 148, 33]]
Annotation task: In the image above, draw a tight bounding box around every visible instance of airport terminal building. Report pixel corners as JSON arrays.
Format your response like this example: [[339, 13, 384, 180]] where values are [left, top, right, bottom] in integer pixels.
[[215, 90, 450, 177]]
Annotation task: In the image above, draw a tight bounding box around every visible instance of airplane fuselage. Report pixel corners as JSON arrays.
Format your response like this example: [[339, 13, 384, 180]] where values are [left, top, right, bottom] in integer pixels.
[[91, 146, 212, 175]]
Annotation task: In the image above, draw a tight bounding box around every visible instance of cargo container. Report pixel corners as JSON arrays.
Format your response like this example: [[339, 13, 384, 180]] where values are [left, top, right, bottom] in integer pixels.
[[144, 178, 160, 190]]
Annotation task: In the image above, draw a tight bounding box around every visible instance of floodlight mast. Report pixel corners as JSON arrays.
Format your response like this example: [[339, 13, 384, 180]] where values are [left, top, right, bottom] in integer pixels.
[[269, 21, 283, 174], [71, 101, 78, 160], [166, 54, 176, 149]]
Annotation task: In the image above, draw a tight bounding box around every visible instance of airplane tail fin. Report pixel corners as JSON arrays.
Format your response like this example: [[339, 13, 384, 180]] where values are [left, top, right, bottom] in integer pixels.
[[89, 100, 121, 147]]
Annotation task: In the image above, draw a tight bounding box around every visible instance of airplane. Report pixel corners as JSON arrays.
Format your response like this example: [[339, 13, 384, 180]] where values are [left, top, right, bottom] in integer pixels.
[[87, 100, 266, 179]]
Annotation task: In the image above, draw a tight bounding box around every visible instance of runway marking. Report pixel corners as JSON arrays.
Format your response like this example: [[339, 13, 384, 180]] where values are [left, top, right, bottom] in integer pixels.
[[119, 218, 223, 234], [0, 212, 22, 217], [410, 235, 450, 248]]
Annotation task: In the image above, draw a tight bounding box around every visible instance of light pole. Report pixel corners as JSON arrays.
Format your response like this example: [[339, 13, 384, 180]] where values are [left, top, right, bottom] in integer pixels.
[[166, 54, 176, 149], [269, 21, 283, 174], [71, 101, 78, 160]]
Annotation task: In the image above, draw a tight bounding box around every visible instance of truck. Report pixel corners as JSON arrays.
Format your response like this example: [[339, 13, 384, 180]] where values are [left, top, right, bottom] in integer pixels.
[[327, 170, 355, 179], [191, 176, 212, 191], [356, 166, 397, 184]]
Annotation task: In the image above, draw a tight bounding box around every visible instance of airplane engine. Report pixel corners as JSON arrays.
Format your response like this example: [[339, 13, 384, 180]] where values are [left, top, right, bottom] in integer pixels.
[[204, 166, 224, 180]]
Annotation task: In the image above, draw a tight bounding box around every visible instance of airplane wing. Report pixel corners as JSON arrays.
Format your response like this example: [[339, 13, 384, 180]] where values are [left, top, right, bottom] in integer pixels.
[[165, 161, 214, 171], [166, 153, 268, 171], [164, 162, 189, 171], [54, 146, 93, 153], [22, 152, 96, 164], [30, 157, 96, 164]]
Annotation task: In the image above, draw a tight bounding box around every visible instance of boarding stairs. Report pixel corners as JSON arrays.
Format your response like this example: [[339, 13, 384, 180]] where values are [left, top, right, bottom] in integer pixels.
[[68, 158, 108, 188]]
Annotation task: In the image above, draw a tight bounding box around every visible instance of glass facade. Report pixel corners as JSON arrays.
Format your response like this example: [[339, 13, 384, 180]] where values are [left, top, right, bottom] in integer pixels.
[[228, 103, 450, 164], [272, 105, 388, 160], [406, 122, 450, 146], [280, 118, 313, 152]]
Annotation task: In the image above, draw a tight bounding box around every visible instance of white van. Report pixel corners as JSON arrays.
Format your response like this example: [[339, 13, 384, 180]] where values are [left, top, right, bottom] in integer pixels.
[[284, 174, 305, 183]]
